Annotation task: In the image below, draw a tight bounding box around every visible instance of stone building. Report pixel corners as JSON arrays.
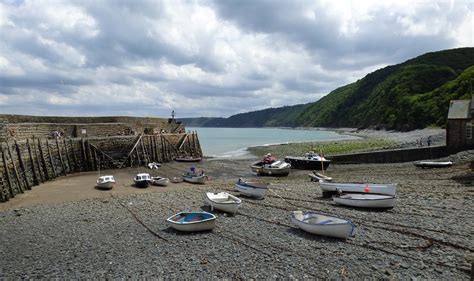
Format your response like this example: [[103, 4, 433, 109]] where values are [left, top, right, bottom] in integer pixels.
[[446, 96, 474, 149]]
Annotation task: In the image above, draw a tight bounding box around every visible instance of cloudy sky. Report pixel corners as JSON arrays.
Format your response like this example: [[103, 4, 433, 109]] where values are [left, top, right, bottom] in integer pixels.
[[0, 0, 472, 118]]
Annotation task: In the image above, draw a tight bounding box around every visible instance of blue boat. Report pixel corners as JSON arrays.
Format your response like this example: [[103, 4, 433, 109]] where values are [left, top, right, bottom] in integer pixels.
[[166, 211, 216, 232]]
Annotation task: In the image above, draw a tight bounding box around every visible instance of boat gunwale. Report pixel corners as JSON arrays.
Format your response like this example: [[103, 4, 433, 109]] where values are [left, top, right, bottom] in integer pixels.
[[166, 212, 217, 225]]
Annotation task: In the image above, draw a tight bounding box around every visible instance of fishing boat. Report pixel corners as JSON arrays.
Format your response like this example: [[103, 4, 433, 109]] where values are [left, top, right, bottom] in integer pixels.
[[250, 154, 291, 176], [151, 176, 170, 186], [166, 211, 216, 232], [134, 173, 151, 188], [96, 175, 115, 190], [308, 171, 332, 182], [285, 151, 331, 170], [174, 156, 202, 162], [234, 178, 269, 199], [291, 211, 356, 239], [183, 172, 207, 184], [333, 193, 396, 208], [319, 181, 396, 196], [414, 161, 453, 168], [204, 192, 242, 215]]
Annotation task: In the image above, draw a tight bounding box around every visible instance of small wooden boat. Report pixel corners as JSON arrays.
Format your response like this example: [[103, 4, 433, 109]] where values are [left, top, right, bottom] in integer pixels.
[[285, 151, 331, 170], [251, 154, 291, 176], [234, 178, 269, 199], [151, 176, 170, 186], [333, 193, 396, 208], [134, 173, 151, 188], [174, 156, 202, 162], [308, 171, 332, 182], [291, 211, 356, 239], [414, 161, 453, 169], [205, 192, 242, 214], [319, 181, 396, 196], [96, 175, 115, 190], [166, 211, 216, 232], [183, 172, 207, 184]]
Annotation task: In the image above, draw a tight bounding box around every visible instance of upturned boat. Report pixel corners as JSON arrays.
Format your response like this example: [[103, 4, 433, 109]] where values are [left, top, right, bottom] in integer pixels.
[[308, 171, 333, 182], [319, 181, 396, 196], [151, 176, 170, 186], [134, 173, 151, 188], [414, 161, 453, 168], [251, 154, 291, 176], [205, 192, 242, 215], [234, 178, 269, 199], [285, 151, 331, 170], [166, 211, 216, 232], [291, 211, 356, 239], [333, 193, 396, 208], [96, 175, 115, 190]]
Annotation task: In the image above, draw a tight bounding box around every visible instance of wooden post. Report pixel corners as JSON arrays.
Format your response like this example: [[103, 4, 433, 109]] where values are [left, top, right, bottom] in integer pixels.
[[86, 140, 94, 171], [15, 140, 31, 190], [81, 138, 88, 171], [6, 141, 23, 193], [2, 148, 14, 199], [46, 139, 57, 178], [32, 137, 44, 183], [63, 138, 73, 173], [93, 147, 99, 171], [55, 138, 67, 176], [37, 139, 50, 180], [27, 139, 39, 185], [69, 138, 78, 172]]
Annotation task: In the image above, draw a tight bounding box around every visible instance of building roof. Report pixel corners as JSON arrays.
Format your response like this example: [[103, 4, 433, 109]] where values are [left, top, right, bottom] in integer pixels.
[[447, 100, 471, 119]]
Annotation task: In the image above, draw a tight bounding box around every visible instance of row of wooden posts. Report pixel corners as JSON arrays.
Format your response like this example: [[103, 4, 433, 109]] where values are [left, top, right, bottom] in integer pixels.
[[0, 132, 202, 203]]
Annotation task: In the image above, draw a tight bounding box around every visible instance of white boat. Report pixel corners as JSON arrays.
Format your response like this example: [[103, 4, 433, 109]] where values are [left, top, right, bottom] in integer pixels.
[[251, 155, 291, 176], [96, 175, 115, 190], [414, 161, 453, 168], [147, 162, 162, 169], [308, 171, 332, 182], [183, 172, 207, 184], [205, 192, 242, 215], [333, 194, 396, 208], [134, 173, 151, 188], [319, 181, 396, 196], [166, 211, 216, 232], [151, 176, 170, 186], [291, 211, 356, 239], [234, 178, 269, 199], [171, 176, 183, 183]]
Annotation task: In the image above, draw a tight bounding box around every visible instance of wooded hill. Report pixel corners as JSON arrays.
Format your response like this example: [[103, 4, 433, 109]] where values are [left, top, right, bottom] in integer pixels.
[[180, 48, 474, 130]]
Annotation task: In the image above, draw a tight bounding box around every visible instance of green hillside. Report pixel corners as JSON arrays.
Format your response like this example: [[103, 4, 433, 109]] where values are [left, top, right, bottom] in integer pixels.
[[186, 47, 474, 130]]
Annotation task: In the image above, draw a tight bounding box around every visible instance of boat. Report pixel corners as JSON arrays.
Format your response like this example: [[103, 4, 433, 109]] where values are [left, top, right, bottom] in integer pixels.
[[166, 211, 216, 232], [308, 171, 332, 182], [234, 178, 269, 199], [285, 151, 331, 170], [183, 172, 207, 184], [291, 211, 356, 239], [333, 193, 396, 208], [174, 156, 202, 162], [151, 176, 170, 186], [204, 192, 242, 215], [171, 176, 183, 183], [250, 154, 291, 176], [134, 173, 151, 188], [414, 161, 453, 169], [147, 162, 162, 169], [319, 181, 396, 196], [96, 175, 115, 190]]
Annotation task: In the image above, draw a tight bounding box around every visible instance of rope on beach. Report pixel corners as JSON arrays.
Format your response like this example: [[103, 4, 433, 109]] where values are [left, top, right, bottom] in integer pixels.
[[111, 194, 169, 242]]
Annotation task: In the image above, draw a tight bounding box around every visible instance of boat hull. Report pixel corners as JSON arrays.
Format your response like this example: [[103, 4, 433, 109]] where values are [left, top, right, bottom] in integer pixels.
[[291, 211, 355, 239], [285, 157, 331, 170], [319, 181, 396, 196], [414, 161, 453, 168], [205, 192, 242, 214], [175, 157, 202, 162], [234, 180, 268, 199], [134, 180, 150, 188], [250, 161, 291, 176], [183, 175, 206, 184], [308, 172, 332, 182], [96, 182, 114, 190], [166, 212, 216, 232], [333, 194, 396, 208], [151, 177, 170, 186]]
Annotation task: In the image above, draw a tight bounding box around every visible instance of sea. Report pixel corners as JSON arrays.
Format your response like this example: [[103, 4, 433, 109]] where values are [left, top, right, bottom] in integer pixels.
[[186, 127, 358, 158]]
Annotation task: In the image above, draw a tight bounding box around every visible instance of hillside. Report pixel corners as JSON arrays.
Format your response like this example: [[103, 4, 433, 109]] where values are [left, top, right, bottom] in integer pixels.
[[184, 47, 474, 130]]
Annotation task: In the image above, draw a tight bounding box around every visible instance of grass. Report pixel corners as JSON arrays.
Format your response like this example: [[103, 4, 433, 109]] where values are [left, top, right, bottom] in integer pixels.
[[247, 138, 398, 158]]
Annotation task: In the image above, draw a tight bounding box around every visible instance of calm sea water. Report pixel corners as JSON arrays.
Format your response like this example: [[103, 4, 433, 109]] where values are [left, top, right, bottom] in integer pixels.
[[187, 127, 357, 158]]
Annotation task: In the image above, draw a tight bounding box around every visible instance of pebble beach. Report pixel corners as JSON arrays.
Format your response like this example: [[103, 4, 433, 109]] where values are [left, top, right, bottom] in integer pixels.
[[0, 130, 473, 279]]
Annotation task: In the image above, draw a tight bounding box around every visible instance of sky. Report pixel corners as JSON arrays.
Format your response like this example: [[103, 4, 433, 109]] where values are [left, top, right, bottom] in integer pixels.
[[0, 0, 472, 118]]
